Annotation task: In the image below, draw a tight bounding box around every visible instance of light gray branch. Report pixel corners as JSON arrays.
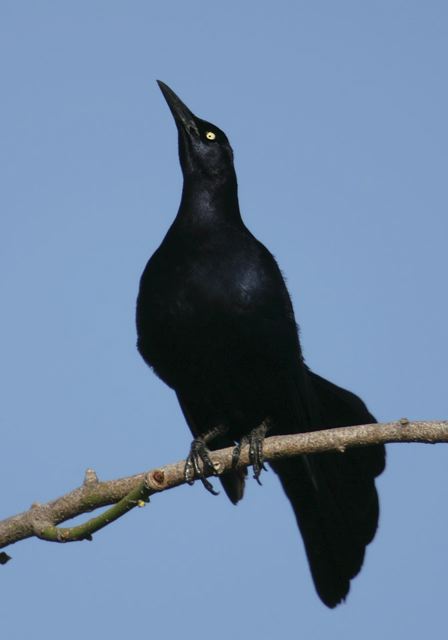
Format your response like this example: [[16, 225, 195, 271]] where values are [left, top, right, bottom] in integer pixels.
[[0, 419, 446, 563]]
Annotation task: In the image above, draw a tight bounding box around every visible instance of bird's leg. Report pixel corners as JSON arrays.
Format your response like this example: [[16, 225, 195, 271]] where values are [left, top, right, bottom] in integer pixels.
[[232, 420, 270, 484], [184, 424, 228, 496], [248, 421, 269, 484]]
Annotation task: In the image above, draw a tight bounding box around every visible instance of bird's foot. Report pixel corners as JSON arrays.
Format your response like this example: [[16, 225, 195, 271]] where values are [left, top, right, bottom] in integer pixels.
[[232, 421, 269, 485], [184, 438, 219, 496]]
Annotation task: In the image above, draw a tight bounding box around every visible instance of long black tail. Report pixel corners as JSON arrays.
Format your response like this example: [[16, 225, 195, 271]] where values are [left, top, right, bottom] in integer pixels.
[[270, 371, 385, 608]]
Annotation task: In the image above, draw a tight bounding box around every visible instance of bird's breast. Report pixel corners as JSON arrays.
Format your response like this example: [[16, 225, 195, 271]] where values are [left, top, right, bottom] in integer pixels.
[[136, 235, 287, 389]]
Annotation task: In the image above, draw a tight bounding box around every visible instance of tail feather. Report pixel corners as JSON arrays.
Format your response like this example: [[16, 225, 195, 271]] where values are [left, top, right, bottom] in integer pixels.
[[271, 371, 385, 607]]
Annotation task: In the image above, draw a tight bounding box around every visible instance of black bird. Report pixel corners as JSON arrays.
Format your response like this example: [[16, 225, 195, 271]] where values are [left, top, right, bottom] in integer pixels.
[[136, 81, 385, 608]]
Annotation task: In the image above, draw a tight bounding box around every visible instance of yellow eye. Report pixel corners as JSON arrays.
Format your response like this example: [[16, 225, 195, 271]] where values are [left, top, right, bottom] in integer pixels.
[[205, 131, 216, 140]]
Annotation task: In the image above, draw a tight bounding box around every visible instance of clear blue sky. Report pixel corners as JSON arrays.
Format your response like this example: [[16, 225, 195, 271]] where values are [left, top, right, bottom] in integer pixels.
[[1, 2, 447, 638]]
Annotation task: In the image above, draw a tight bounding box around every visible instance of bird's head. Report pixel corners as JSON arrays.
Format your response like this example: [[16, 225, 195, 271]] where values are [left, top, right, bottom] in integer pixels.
[[157, 81, 235, 185]]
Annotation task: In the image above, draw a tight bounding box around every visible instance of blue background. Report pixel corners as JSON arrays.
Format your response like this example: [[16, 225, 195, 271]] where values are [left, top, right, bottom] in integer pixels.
[[1, 2, 447, 638]]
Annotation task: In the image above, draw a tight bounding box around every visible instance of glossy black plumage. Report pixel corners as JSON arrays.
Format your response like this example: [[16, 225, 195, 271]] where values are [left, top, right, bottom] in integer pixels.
[[136, 81, 385, 607]]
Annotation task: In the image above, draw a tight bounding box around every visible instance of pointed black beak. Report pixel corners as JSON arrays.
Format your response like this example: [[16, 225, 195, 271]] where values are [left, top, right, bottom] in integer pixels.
[[157, 80, 199, 137]]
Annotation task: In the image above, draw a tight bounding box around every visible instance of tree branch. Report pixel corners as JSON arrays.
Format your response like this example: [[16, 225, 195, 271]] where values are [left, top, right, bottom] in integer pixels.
[[1, 419, 447, 561]]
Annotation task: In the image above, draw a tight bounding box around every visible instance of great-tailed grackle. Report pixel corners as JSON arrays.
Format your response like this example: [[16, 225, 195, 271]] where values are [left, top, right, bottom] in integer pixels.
[[136, 81, 385, 608]]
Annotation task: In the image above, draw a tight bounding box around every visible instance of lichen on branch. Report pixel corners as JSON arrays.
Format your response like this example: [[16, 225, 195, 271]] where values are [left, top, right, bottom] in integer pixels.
[[0, 420, 447, 558]]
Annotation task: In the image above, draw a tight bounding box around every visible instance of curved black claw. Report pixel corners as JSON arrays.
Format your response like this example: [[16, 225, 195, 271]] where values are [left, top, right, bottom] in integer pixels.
[[184, 438, 219, 496], [232, 421, 269, 485]]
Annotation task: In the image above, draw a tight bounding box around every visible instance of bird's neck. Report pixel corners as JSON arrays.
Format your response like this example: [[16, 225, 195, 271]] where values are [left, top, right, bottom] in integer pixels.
[[178, 174, 242, 226]]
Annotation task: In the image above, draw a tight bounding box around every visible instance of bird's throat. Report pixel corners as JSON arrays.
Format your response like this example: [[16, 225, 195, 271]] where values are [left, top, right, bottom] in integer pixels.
[[178, 176, 242, 226]]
